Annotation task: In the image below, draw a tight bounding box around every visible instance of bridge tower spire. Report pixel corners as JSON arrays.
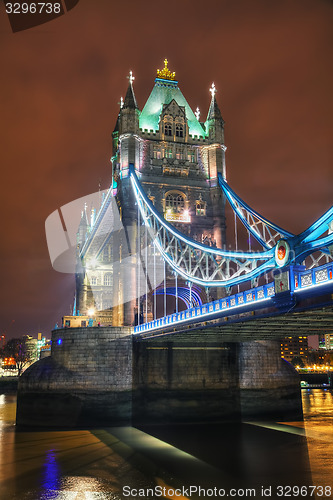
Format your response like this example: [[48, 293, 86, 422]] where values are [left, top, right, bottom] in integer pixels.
[[203, 82, 227, 250], [113, 70, 141, 326]]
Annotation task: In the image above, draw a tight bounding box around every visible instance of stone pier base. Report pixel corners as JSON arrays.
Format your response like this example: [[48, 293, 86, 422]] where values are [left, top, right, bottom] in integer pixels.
[[132, 341, 240, 424], [16, 328, 302, 428], [16, 327, 133, 428], [239, 341, 302, 420]]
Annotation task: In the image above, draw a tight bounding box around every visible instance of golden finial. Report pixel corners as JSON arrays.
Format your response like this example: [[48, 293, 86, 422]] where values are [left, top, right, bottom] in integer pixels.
[[157, 59, 176, 81]]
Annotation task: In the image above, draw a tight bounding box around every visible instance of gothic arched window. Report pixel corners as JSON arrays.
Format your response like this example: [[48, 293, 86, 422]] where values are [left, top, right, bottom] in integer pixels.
[[165, 192, 185, 213], [175, 124, 184, 138], [164, 123, 172, 136], [196, 200, 206, 216], [104, 273, 112, 286]]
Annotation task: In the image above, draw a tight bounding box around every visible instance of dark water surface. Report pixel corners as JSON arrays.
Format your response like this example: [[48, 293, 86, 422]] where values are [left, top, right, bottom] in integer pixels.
[[0, 390, 332, 499]]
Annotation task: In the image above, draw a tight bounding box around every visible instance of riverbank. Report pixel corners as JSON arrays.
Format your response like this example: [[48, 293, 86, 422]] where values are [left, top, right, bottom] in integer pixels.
[[299, 372, 332, 389]]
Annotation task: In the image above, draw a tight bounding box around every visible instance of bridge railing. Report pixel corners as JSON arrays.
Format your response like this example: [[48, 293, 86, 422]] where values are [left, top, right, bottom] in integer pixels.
[[134, 281, 275, 334], [134, 261, 333, 334], [294, 261, 333, 293]]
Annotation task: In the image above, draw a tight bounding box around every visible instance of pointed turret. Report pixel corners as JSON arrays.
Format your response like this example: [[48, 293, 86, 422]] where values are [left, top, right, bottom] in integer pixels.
[[205, 83, 225, 143], [123, 72, 138, 109], [113, 112, 120, 134], [207, 93, 223, 122], [77, 204, 89, 247], [119, 71, 140, 134]]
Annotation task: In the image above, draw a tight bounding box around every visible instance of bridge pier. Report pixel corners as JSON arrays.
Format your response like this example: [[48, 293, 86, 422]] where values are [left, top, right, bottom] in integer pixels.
[[239, 341, 302, 420], [16, 327, 133, 428], [132, 340, 240, 424], [16, 329, 302, 428]]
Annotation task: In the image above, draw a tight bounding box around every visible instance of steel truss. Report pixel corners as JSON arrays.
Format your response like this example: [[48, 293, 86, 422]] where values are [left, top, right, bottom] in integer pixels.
[[130, 167, 333, 288]]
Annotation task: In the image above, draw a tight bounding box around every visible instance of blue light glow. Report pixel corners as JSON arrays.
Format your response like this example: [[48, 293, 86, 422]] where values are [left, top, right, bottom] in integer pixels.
[[155, 286, 203, 308], [41, 449, 61, 494], [57, 339, 62, 345], [134, 281, 274, 334], [134, 261, 333, 335]]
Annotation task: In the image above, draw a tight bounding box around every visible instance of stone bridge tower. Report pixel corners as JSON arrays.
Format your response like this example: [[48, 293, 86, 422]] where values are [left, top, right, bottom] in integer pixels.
[[113, 61, 227, 325], [76, 61, 227, 327]]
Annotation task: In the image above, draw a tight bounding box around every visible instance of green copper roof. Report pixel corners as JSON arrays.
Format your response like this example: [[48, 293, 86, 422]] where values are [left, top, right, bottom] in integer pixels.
[[139, 78, 207, 138]]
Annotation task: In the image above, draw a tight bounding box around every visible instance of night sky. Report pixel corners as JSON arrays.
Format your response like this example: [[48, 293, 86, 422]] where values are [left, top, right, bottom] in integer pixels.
[[0, 0, 332, 340]]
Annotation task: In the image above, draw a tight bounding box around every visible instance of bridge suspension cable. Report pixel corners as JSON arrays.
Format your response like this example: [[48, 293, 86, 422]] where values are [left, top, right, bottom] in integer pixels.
[[218, 173, 333, 269], [218, 173, 294, 249]]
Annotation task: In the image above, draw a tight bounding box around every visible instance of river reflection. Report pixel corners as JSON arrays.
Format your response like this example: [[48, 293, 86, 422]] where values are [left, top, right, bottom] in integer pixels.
[[0, 390, 332, 499], [302, 389, 333, 488]]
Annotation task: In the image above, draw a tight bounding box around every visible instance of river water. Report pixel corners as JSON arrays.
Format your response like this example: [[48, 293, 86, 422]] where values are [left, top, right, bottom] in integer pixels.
[[0, 390, 332, 499]]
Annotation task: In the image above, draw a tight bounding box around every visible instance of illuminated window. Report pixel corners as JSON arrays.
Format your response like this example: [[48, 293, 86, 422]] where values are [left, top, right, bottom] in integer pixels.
[[104, 273, 112, 286], [153, 147, 161, 159], [164, 191, 190, 222], [90, 276, 97, 286], [166, 192, 185, 213], [176, 148, 183, 160], [164, 123, 172, 136], [187, 149, 196, 162], [165, 148, 173, 158], [196, 200, 206, 216], [175, 124, 184, 137]]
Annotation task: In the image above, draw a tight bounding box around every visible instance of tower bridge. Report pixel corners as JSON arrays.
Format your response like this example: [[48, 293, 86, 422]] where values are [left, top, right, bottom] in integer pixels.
[[16, 62, 333, 429]]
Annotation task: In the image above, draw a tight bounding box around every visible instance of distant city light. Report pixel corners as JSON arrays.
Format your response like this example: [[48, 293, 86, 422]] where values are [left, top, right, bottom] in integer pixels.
[[88, 308, 95, 317], [57, 339, 62, 345]]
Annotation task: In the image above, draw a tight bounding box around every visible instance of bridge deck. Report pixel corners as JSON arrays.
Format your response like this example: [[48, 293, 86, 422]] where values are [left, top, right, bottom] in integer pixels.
[[135, 305, 333, 343]]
